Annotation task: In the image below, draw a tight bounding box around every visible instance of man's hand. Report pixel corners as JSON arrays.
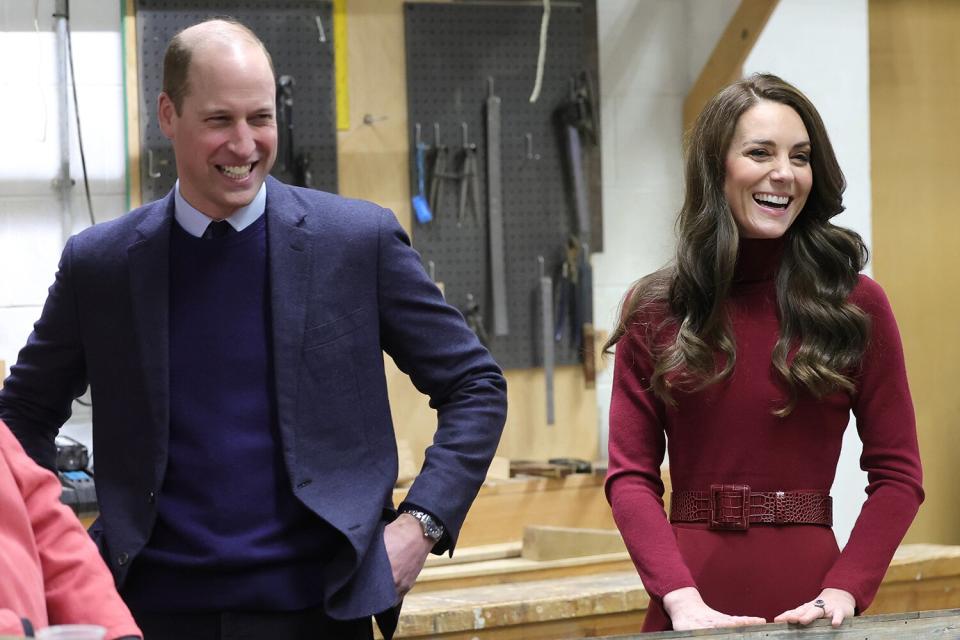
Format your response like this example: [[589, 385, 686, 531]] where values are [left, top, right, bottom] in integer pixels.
[[383, 513, 435, 598], [774, 588, 855, 628], [663, 587, 767, 631]]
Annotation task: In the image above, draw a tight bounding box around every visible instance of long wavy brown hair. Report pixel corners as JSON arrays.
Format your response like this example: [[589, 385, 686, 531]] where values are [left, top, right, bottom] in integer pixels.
[[605, 73, 869, 416]]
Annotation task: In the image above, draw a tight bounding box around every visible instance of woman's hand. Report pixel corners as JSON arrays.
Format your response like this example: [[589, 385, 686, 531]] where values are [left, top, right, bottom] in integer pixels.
[[662, 587, 767, 631], [774, 588, 855, 627]]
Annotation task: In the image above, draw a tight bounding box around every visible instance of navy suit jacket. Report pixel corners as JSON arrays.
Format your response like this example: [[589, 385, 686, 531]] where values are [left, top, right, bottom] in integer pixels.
[[0, 177, 507, 625]]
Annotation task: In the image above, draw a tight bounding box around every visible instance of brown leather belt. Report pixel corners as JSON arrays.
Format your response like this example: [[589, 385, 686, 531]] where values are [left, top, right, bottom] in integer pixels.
[[670, 484, 832, 530]]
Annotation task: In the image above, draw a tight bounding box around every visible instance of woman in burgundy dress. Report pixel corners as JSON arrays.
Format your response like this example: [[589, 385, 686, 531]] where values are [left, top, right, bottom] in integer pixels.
[[604, 74, 923, 632]]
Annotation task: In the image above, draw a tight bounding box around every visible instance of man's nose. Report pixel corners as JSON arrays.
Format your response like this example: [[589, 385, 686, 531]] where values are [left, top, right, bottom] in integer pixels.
[[227, 123, 256, 157]]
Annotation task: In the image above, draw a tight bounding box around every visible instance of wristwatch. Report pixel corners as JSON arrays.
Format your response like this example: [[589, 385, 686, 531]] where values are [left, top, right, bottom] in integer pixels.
[[401, 508, 445, 542]]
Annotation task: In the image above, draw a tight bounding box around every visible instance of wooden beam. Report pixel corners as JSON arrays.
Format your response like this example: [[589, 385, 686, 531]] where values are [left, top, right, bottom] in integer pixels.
[[521, 525, 626, 561], [122, 0, 142, 209], [612, 608, 960, 639], [394, 474, 620, 547], [683, 0, 779, 133]]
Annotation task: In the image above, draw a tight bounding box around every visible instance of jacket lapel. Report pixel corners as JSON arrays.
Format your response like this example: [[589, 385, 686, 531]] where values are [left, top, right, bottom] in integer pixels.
[[127, 195, 173, 472], [265, 178, 313, 435]]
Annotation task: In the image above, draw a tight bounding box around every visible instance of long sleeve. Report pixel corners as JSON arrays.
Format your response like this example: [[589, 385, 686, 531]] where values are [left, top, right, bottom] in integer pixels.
[[374, 209, 508, 553], [0, 237, 88, 472], [821, 277, 924, 610], [0, 423, 141, 639], [605, 328, 696, 599]]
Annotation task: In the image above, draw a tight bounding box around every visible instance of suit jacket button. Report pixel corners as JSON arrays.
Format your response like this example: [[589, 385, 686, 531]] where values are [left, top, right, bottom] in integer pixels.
[[147, 491, 156, 504], [117, 552, 129, 566]]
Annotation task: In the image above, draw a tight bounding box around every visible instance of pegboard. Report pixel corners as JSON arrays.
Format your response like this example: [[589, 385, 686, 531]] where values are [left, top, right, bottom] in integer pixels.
[[136, 0, 337, 202], [404, 2, 599, 370]]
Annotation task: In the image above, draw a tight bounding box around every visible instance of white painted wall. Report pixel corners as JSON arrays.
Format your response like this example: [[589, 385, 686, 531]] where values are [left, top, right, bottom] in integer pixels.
[[1, 0, 871, 542], [0, 0, 127, 446], [594, 0, 871, 546]]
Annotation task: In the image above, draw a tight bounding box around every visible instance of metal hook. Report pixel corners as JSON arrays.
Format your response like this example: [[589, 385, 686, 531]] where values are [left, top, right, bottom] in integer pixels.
[[433, 122, 441, 146], [415, 122, 422, 147], [525, 133, 540, 160], [315, 15, 327, 43], [487, 76, 495, 97], [461, 122, 469, 147], [538, 255, 545, 279], [428, 260, 436, 281]]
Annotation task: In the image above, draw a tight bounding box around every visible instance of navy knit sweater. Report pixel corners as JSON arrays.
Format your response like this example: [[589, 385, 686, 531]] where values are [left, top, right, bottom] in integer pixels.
[[123, 216, 339, 612]]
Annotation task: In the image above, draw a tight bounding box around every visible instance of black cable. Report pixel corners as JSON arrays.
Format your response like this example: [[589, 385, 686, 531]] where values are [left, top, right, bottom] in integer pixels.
[[63, 1, 96, 226]]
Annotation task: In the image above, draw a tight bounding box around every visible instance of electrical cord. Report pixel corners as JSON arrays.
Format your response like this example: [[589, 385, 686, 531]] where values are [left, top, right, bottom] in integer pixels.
[[62, 1, 96, 226]]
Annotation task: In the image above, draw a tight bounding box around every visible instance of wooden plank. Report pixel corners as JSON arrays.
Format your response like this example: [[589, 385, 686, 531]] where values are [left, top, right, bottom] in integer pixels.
[[424, 541, 521, 568], [122, 0, 142, 209], [682, 0, 779, 132], [615, 608, 960, 639], [394, 474, 621, 547], [870, 0, 960, 546], [522, 525, 625, 561], [413, 552, 634, 593]]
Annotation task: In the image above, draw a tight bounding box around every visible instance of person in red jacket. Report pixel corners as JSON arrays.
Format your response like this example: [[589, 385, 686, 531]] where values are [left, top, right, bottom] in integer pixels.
[[604, 73, 923, 632], [0, 421, 141, 639]]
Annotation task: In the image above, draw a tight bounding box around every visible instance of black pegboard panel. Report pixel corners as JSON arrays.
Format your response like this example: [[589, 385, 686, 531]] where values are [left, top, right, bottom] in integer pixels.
[[136, 0, 336, 202], [405, 2, 595, 370]]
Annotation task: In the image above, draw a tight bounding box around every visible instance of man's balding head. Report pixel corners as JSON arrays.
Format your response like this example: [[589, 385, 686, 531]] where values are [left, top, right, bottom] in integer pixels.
[[162, 18, 275, 115]]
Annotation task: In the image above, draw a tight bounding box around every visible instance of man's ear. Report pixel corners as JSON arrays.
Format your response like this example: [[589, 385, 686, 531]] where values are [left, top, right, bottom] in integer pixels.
[[157, 92, 176, 139]]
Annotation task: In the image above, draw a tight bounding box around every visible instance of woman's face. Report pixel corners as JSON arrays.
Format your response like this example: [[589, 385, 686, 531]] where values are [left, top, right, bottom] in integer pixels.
[[723, 100, 813, 239]]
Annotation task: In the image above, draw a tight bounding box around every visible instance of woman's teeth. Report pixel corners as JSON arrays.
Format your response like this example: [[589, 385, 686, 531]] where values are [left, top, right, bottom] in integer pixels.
[[753, 193, 789, 209]]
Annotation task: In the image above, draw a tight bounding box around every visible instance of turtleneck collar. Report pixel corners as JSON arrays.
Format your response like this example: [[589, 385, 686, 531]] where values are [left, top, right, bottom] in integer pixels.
[[733, 236, 785, 284]]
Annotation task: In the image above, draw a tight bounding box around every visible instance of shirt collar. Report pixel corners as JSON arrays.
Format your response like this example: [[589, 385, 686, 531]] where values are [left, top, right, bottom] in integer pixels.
[[173, 180, 267, 238]]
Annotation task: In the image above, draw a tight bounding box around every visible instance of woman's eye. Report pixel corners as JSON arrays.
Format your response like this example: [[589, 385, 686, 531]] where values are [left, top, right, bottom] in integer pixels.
[[792, 153, 810, 164], [748, 149, 769, 158]]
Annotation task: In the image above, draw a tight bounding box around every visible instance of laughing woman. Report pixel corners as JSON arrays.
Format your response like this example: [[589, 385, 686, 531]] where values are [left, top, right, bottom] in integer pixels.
[[604, 73, 923, 632]]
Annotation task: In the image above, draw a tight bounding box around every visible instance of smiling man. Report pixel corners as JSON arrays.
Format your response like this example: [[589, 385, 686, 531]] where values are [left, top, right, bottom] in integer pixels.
[[0, 19, 507, 640]]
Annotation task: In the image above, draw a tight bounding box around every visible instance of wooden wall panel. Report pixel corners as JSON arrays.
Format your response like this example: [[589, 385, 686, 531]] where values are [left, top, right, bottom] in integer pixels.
[[869, 0, 960, 544]]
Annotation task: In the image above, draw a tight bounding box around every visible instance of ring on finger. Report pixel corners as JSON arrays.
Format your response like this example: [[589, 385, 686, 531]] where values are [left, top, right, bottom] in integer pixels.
[[813, 599, 826, 614]]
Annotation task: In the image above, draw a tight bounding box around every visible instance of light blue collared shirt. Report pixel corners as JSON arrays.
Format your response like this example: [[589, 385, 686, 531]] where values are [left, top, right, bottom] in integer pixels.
[[173, 180, 267, 238]]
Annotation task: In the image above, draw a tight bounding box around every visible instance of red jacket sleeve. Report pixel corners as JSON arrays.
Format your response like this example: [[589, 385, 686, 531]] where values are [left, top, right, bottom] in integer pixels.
[[821, 276, 924, 611], [1, 422, 141, 639], [605, 327, 697, 599]]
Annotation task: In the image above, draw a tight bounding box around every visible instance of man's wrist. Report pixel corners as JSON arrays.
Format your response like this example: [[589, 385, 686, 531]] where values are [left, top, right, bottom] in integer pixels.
[[398, 507, 445, 542]]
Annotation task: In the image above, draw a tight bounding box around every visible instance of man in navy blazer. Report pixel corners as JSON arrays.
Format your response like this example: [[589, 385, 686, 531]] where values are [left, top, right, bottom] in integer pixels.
[[0, 18, 506, 640]]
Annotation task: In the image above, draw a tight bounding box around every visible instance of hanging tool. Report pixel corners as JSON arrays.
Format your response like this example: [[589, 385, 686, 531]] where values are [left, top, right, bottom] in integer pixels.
[[556, 72, 599, 384], [411, 123, 433, 223], [276, 75, 313, 188], [457, 123, 481, 226], [463, 293, 489, 347], [539, 257, 555, 426], [486, 77, 509, 336], [554, 237, 579, 346], [428, 260, 445, 298], [428, 123, 450, 214]]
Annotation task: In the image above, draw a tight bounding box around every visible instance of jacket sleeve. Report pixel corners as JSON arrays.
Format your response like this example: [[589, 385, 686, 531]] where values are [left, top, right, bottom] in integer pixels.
[[373, 209, 507, 554], [0, 237, 88, 471], [2, 424, 141, 640], [821, 277, 924, 611], [605, 326, 698, 600]]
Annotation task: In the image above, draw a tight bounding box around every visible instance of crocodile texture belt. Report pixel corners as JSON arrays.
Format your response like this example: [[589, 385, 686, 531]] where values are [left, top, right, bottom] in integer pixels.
[[670, 484, 832, 530]]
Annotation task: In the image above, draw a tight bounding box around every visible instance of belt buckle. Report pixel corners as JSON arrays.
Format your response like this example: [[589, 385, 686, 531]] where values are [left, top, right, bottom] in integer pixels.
[[709, 484, 750, 530]]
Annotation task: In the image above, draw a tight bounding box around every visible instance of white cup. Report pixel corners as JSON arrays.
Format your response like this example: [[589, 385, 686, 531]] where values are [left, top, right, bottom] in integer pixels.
[[35, 625, 107, 640]]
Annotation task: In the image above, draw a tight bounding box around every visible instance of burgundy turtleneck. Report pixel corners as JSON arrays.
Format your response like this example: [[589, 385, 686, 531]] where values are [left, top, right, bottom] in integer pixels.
[[606, 238, 923, 629]]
